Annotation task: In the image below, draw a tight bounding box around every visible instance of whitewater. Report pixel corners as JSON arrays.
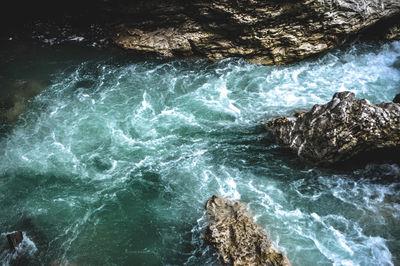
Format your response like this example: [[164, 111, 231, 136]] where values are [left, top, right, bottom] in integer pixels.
[[0, 41, 400, 265]]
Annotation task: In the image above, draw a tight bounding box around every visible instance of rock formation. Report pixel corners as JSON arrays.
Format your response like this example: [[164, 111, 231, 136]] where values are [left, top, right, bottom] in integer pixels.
[[3, 0, 399, 64], [113, 0, 400, 65], [204, 195, 290, 266], [266, 91, 400, 166]]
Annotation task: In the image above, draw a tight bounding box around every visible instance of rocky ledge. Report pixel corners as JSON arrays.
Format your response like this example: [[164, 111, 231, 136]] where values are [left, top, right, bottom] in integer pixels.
[[114, 0, 400, 65], [204, 195, 290, 266], [266, 91, 400, 166]]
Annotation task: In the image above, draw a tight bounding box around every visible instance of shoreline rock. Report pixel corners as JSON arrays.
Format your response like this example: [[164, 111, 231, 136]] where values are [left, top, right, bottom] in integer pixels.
[[266, 91, 400, 166], [204, 195, 290, 266], [113, 0, 400, 65], [2, 1, 399, 65]]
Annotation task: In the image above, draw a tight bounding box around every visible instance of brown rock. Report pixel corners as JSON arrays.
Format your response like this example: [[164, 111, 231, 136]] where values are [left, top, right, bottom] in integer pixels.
[[393, 93, 400, 104], [204, 195, 290, 266], [113, 0, 400, 65]]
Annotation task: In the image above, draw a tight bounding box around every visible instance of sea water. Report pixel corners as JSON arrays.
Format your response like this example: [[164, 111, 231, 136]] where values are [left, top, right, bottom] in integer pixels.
[[0, 41, 399, 265]]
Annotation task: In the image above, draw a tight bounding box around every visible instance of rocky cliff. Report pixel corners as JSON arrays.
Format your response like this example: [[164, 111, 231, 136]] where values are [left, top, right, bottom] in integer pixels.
[[204, 195, 290, 265], [114, 0, 400, 65], [2, 0, 399, 64], [266, 91, 400, 166]]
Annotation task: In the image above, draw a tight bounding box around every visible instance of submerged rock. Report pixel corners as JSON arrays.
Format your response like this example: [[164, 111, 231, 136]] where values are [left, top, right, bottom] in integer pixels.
[[266, 91, 400, 166], [0, 80, 46, 123], [204, 195, 290, 266], [113, 0, 400, 65]]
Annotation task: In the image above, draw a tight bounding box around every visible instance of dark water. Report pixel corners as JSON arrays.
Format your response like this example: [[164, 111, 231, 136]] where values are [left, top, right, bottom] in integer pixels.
[[1, 41, 400, 265]]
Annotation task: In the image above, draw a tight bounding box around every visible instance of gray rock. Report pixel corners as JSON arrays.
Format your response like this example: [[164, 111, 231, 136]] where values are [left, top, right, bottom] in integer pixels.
[[266, 91, 400, 166], [113, 0, 400, 65], [204, 195, 290, 266]]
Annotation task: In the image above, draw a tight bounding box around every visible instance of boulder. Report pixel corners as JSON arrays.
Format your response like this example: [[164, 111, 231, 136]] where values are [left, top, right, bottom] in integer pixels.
[[204, 195, 290, 266], [113, 0, 400, 65], [266, 91, 400, 166]]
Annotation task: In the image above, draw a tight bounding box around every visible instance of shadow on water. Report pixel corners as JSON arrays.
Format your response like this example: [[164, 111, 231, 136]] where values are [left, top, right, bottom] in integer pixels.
[[207, 123, 400, 184], [392, 55, 400, 70], [0, 41, 128, 136]]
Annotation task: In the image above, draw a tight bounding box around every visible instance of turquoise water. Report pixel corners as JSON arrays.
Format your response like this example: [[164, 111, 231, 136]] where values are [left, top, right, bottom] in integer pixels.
[[0, 41, 400, 265]]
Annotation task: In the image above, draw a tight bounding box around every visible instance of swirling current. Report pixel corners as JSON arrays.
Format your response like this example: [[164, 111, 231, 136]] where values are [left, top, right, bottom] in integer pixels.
[[1, 41, 400, 265]]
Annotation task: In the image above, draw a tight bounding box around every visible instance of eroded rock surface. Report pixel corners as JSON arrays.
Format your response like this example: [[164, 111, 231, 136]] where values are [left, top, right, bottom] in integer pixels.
[[266, 91, 400, 166], [204, 195, 290, 266], [114, 0, 400, 65]]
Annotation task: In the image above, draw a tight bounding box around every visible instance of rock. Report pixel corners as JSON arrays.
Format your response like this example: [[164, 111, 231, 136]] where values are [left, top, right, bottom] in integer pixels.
[[113, 0, 400, 65], [383, 24, 400, 41], [360, 14, 400, 41], [6, 231, 23, 251], [0, 80, 46, 123], [204, 195, 290, 266], [394, 93, 400, 104], [266, 91, 400, 166]]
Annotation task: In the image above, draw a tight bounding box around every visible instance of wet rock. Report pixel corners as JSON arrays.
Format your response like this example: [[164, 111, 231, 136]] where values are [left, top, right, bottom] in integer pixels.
[[0, 80, 46, 123], [266, 91, 400, 166], [6, 231, 23, 251], [393, 93, 400, 104], [113, 0, 400, 65], [383, 24, 400, 41], [204, 195, 290, 266]]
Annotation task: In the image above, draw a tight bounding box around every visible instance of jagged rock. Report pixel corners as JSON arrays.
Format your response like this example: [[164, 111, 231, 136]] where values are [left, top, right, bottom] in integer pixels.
[[266, 91, 400, 166], [113, 0, 400, 65], [204, 195, 290, 266], [394, 93, 400, 104], [7, 231, 23, 251]]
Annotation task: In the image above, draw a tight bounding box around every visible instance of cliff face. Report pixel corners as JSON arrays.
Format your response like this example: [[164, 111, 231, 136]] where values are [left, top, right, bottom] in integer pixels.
[[114, 0, 400, 65]]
